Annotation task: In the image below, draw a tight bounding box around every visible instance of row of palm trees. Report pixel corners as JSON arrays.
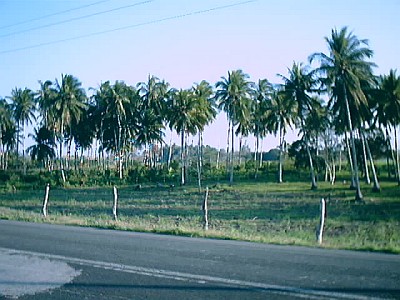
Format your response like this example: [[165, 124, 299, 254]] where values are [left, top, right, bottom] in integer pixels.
[[1, 27, 399, 200]]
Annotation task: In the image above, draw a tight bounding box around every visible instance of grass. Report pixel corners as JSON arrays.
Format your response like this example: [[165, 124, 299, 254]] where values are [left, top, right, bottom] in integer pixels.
[[0, 179, 399, 253]]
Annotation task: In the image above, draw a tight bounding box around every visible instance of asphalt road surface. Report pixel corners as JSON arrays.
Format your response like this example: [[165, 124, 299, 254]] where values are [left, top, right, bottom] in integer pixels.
[[0, 220, 399, 299]]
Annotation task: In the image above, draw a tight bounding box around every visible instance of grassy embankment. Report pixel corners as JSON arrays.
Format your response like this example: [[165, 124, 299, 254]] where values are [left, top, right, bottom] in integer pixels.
[[0, 178, 399, 253]]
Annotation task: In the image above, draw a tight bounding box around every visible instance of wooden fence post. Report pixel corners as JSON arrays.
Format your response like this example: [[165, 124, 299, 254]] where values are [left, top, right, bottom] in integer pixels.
[[113, 185, 118, 221], [42, 183, 50, 217], [202, 186, 209, 230], [316, 198, 326, 244]]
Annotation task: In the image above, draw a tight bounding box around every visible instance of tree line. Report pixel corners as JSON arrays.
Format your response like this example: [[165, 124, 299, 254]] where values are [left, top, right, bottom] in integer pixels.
[[0, 27, 399, 201]]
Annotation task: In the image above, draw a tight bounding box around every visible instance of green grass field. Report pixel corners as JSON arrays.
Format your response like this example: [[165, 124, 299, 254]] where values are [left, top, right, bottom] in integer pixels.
[[0, 179, 399, 253]]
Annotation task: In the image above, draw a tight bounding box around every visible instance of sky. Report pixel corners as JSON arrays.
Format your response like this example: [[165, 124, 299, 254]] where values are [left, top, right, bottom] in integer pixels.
[[1, 0, 399, 151]]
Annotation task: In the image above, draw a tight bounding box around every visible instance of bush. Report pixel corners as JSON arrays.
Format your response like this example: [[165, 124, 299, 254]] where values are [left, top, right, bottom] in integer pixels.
[[0, 170, 10, 182]]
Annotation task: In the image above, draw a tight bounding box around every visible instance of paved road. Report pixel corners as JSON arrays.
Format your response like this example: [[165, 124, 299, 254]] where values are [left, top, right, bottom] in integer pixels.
[[0, 220, 399, 299]]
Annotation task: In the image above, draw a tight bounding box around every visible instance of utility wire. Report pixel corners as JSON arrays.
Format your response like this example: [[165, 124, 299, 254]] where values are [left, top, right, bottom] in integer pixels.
[[1, 0, 257, 55], [1, 0, 154, 38], [0, 0, 112, 30]]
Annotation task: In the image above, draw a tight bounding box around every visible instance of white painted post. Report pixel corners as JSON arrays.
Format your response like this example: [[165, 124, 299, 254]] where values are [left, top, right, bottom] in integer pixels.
[[317, 198, 326, 244], [42, 183, 50, 217], [202, 187, 209, 230], [113, 185, 118, 221]]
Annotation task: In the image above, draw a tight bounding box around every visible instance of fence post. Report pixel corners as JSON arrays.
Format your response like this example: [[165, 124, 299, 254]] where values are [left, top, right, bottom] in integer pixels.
[[202, 186, 209, 230], [113, 185, 118, 221], [316, 198, 326, 244], [42, 183, 50, 217]]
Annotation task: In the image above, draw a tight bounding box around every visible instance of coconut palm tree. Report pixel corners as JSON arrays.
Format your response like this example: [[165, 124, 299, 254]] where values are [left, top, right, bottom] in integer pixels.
[[137, 75, 169, 169], [0, 98, 16, 169], [93, 81, 135, 179], [167, 88, 199, 185], [250, 79, 274, 177], [310, 27, 376, 201], [137, 75, 168, 121], [215, 70, 252, 185], [134, 105, 165, 167], [27, 126, 56, 170], [278, 62, 319, 189], [69, 103, 97, 170], [8, 87, 36, 173], [36, 80, 56, 129], [375, 70, 400, 184], [53, 74, 87, 181], [302, 97, 329, 186], [265, 88, 297, 183], [193, 80, 217, 191]]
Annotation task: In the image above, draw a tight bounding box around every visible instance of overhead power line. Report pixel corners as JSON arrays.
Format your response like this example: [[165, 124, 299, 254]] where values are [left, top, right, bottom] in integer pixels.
[[1, 0, 257, 55], [1, 0, 154, 38], [0, 0, 112, 30]]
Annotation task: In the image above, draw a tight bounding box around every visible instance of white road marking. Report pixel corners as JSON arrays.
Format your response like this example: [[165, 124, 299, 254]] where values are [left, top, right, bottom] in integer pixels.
[[0, 247, 386, 300]]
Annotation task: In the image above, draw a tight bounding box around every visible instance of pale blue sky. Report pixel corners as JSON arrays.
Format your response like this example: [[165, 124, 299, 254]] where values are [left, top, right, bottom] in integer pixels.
[[1, 0, 399, 150]]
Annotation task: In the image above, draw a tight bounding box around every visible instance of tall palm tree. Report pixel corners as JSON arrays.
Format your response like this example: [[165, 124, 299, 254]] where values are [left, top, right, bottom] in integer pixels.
[[134, 105, 165, 165], [36, 80, 56, 129], [278, 62, 319, 189], [310, 27, 376, 201], [54, 74, 87, 181], [93, 81, 135, 179], [193, 80, 217, 191], [376, 69, 400, 184], [265, 88, 297, 183], [301, 97, 329, 187], [0, 98, 16, 170], [137, 75, 169, 168], [215, 70, 252, 185], [167, 89, 198, 185], [69, 103, 97, 170], [0, 123, 18, 170], [250, 79, 274, 177], [137, 75, 168, 121], [8, 87, 36, 172], [27, 126, 56, 171]]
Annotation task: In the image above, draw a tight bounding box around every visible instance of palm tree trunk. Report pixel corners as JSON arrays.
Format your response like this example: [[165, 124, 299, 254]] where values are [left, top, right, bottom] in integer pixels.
[[359, 129, 370, 184], [80, 147, 84, 170], [116, 116, 123, 180], [216, 147, 220, 170], [226, 122, 230, 175], [185, 133, 189, 183], [331, 160, 336, 185], [344, 91, 363, 202], [254, 137, 258, 162], [22, 124, 26, 175], [167, 137, 173, 170], [254, 135, 259, 179], [363, 131, 380, 192], [180, 130, 185, 186], [67, 137, 73, 171], [74, 145, 78, 171], [278, 123, 283, 183], [305, 137, 317, 190], [229, 123, 234, 185], [238, 136, 243, 166], [5, 147, 9, 170], [345, 132, 356, 189], [259, 139, 263, 168], [385, 127, 392, 178], [16, 123, 20, 166], [197, 132, 203, 193], [59, 122, 66, 183], [323, 136, 329, 182], [395, 125, 400, 185], [0, 135, 3, 170]]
